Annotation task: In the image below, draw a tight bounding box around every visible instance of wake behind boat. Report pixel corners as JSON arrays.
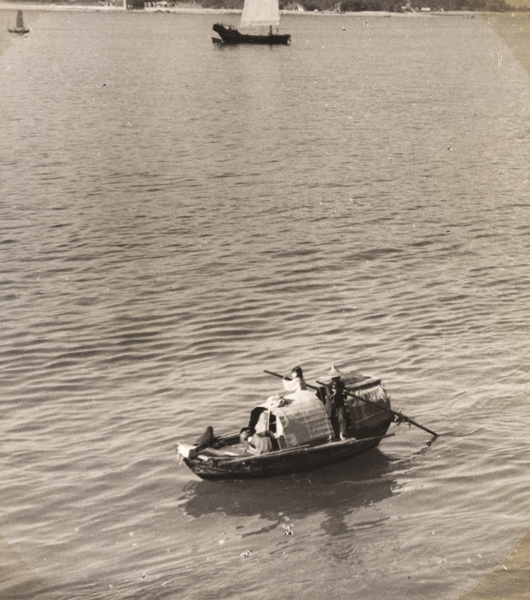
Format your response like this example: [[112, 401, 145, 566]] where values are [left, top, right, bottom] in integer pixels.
[[177, 365, 421, 480], [212, 0, 290, 45], [8, 10, 29, 35]]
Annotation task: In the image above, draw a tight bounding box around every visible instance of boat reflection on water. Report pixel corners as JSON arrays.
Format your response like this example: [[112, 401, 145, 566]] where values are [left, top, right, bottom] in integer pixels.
[[178, 449, 403, 531]]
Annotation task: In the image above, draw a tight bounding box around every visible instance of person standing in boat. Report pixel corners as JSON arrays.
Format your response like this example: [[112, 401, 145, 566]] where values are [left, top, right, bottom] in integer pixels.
[[283, 366, 307, 393], [326, 365, 348, 441]]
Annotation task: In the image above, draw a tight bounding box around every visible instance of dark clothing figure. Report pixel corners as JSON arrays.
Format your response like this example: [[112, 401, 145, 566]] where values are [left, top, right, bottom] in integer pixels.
[[326, 379, 348, 440], [194, 426, 217, 447]]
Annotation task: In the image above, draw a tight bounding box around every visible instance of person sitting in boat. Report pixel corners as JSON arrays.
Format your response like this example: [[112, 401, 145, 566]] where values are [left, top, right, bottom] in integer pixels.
[[325, 365, 348, 441], [239, 428, 277, 454], [282, 366, 307, 393], [248, 405, 278, 434], [194, 426, 218, 448]]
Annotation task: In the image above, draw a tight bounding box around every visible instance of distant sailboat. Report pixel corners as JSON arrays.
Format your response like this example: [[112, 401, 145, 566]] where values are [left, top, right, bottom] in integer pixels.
[[8, 10, 30, 34], [212, 0, 290, 45]]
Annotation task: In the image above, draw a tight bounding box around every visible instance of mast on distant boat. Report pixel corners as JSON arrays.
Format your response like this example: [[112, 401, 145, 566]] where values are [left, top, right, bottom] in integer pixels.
[[240, 0, 280, 32], [8, 10, 29, 35], [211, 0, 290, 46]]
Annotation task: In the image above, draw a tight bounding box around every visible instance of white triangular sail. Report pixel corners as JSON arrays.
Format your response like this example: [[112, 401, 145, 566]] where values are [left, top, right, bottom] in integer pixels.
[[240, 0, 280, 29]]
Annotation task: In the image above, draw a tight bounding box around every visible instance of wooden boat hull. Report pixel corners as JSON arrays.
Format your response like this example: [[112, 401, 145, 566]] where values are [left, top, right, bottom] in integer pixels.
[[212, 24, 290, 46], [179, 422, 392, 480]]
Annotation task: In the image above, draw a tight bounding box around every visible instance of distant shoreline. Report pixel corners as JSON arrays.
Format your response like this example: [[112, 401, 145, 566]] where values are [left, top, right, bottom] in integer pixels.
[[0, 1, 482, 15]]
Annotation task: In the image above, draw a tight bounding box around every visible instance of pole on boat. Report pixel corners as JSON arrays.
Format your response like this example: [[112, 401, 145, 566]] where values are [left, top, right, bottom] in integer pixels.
[[315, 379, 438, 438], [263, 369, 320, 391], [262, 369, 438, 438]]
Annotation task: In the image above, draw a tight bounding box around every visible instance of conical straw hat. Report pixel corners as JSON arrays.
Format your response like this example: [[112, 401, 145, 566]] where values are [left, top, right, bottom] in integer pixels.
[[328, 364, 342, 378]]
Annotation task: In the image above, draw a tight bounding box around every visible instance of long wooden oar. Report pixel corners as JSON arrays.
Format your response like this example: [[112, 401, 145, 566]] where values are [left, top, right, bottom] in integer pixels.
[[263, 369, 320, 391], [316, 379, 438, 438], [263, 369, 438, 438]]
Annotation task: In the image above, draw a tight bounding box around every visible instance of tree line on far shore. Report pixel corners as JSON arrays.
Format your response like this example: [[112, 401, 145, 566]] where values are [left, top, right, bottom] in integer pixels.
[[197, 0, 521, 11], [17, 0, 526, 12]]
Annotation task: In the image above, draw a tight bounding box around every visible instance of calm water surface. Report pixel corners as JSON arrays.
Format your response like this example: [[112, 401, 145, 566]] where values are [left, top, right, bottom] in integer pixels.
[[0, 9, 529, 599]]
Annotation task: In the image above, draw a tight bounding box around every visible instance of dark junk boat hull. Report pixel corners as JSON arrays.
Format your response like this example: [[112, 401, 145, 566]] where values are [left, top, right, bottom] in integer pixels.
[[212, 24, 290, 45], [177, 372, 394, 480]]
